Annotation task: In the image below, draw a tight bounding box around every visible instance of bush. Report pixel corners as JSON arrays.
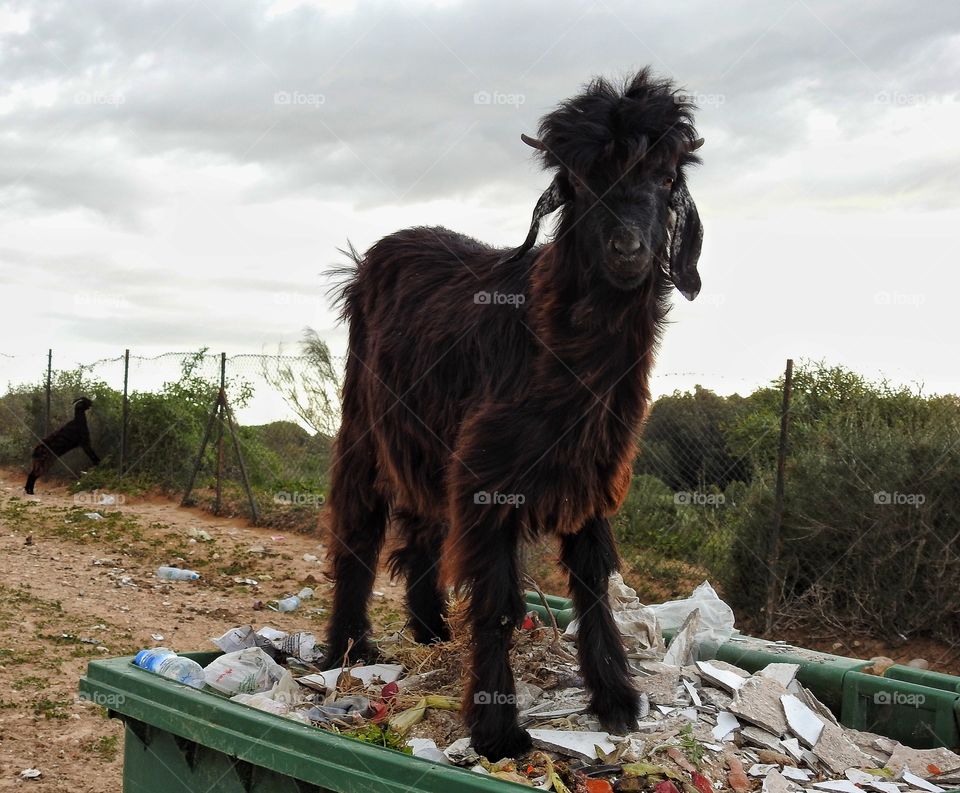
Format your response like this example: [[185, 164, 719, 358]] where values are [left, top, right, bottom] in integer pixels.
[[635, 385, 750, 491], [722, 363, 960, 642], [614, 474, 731, 567]]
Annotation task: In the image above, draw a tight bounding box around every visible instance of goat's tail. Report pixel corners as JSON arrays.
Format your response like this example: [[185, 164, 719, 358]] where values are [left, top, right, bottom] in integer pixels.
[[324, 240, 364, 325]]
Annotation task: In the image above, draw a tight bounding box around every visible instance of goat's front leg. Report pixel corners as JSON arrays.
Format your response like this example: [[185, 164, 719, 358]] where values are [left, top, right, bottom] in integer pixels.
[[561, 516, 640, 733], [81, 443, 101, 466], [450, 499, 531, 760]]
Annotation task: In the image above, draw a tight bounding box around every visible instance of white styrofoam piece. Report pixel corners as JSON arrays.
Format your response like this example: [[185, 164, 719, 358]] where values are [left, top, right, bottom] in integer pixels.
[[298, 663, 403, 694], [781, 694, 825, 747], [528, 729, 616, 762], [697, 661, 747, 692], [713, 711, 741, 741], [898, 769, 945, 793], [683, 679, 702, 707], [812, 781, 863, 793]]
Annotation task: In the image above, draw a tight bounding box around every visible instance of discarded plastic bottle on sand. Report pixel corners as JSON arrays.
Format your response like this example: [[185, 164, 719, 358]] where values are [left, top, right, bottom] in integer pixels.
[[273, 588, 314, 612], [133, 648, 205, 689], [274, 595, 301, 612], [157, 566, 200, 581]]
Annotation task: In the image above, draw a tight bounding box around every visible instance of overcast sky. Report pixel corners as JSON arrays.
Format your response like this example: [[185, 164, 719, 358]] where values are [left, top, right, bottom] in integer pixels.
[[1, 0, 958, 418]]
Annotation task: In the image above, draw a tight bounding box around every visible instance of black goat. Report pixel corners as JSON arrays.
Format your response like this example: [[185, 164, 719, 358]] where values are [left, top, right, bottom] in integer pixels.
[[25, 397, 100, 494], [324, 69, 704, 759]]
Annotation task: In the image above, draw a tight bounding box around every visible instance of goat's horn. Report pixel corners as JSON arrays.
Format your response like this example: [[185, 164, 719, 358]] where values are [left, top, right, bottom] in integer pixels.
[[688, 137, 704, 152], [521, 133, 547, 151]]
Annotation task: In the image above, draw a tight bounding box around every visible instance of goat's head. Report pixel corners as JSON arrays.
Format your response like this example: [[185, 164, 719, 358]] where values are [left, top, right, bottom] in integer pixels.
[[505, 69, 704, 300], [73, 397, 94, 412]]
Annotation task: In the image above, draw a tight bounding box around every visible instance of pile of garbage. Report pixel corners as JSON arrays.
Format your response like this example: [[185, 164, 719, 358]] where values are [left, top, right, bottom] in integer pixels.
[[134, 576, 960, 793]]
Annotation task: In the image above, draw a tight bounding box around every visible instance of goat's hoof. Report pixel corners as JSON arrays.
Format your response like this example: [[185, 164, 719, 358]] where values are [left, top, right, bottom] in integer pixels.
[[472, 724, 532, 762], [410, 622, 450, 645], [320, 640, 376, 670], [592, 686, 641, 734]]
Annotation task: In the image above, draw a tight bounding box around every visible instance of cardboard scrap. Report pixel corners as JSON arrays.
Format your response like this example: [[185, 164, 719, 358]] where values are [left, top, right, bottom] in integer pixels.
[[663, 608, 702, 667], [885, 745, 960, 779], [758, 663, 801, 689], [729, 677, 789, 735]]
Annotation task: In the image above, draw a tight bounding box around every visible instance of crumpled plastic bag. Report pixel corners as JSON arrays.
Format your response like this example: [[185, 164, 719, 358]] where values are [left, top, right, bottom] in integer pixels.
[[203, 647, 285, 695], [647, 581, 735, 660], [565, 572, 666, 659], [230, 669, 307, 715]]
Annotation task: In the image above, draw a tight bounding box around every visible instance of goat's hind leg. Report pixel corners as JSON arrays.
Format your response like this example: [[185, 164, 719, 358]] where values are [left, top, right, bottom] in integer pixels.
[[24, 452, 49, 495], [24, 462, 39, 495], [561, 516, 640, 733], [322, 432, 388, 669], [388, 512, 450, 644]]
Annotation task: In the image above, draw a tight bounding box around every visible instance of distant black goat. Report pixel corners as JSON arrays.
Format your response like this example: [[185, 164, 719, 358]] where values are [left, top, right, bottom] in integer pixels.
[[24, 397, 100, 494]]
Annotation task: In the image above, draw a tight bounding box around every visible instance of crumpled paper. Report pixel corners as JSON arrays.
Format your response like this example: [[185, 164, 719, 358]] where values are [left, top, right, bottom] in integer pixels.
[[565, 573, 666, 659]]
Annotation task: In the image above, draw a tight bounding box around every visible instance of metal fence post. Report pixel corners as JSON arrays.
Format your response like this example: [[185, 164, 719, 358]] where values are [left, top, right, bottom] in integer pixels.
[[215, 352, 226, 514], [120, 349, 130, 476], [765, 358, 794, 634], [45, 349, 52, 435]]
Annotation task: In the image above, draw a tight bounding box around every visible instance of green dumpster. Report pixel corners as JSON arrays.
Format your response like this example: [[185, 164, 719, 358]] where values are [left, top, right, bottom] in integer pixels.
[[841, 669, 960, 749], [80, 651, 528, 793]]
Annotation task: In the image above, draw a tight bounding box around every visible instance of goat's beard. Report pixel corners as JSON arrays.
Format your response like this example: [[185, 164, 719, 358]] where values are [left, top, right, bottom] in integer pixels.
[[603, 265, 654, 291]]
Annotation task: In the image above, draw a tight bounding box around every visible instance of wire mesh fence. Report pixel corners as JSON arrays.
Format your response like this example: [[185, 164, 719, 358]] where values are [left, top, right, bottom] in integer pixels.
[[0, 348, 338, 532], [1, 348, 958, 648]]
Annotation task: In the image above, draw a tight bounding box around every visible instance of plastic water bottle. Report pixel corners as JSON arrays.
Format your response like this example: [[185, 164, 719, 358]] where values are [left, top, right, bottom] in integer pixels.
[[157, 566, 200, 581], [133, 648, 205, 689], [274, 595, 301, 612], [273, 587, 314, 612]]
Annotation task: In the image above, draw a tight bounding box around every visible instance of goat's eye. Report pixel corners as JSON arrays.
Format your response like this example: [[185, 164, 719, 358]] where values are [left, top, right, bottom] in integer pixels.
[[661, 176, 675, 189]]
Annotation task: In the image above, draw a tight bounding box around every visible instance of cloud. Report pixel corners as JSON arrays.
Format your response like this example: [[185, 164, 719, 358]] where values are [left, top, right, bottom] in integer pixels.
[[2, 0, 958, 222]]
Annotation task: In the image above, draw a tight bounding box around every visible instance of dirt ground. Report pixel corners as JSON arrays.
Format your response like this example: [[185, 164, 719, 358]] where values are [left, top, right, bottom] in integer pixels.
[[0, 467, 956, 790], [0, 469, 404, 791]]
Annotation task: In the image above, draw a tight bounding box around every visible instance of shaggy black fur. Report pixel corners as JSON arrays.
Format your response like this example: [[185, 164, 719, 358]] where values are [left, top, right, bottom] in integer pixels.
[[323, 69, 705, 760], [25, 397, 100, 494]]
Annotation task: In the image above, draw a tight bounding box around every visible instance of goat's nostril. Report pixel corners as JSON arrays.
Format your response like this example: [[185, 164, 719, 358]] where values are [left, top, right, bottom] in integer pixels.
[[612, 233, 642, 255]]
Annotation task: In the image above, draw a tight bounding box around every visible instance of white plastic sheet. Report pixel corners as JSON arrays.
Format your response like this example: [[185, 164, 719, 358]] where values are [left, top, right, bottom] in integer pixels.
[[648, 580, 735, 660]]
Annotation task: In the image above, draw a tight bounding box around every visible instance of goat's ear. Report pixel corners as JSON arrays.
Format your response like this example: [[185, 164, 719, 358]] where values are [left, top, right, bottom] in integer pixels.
[[496, 173, 568, 265], [667, 181, 703, 301]]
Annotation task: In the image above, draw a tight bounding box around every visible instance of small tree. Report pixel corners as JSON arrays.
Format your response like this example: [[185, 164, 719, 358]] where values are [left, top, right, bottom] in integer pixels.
[[261, 328, 342, 438]]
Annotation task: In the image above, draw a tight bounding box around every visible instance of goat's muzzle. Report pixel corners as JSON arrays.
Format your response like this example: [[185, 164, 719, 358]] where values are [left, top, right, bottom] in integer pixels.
[[604, 226, 654, 288]]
